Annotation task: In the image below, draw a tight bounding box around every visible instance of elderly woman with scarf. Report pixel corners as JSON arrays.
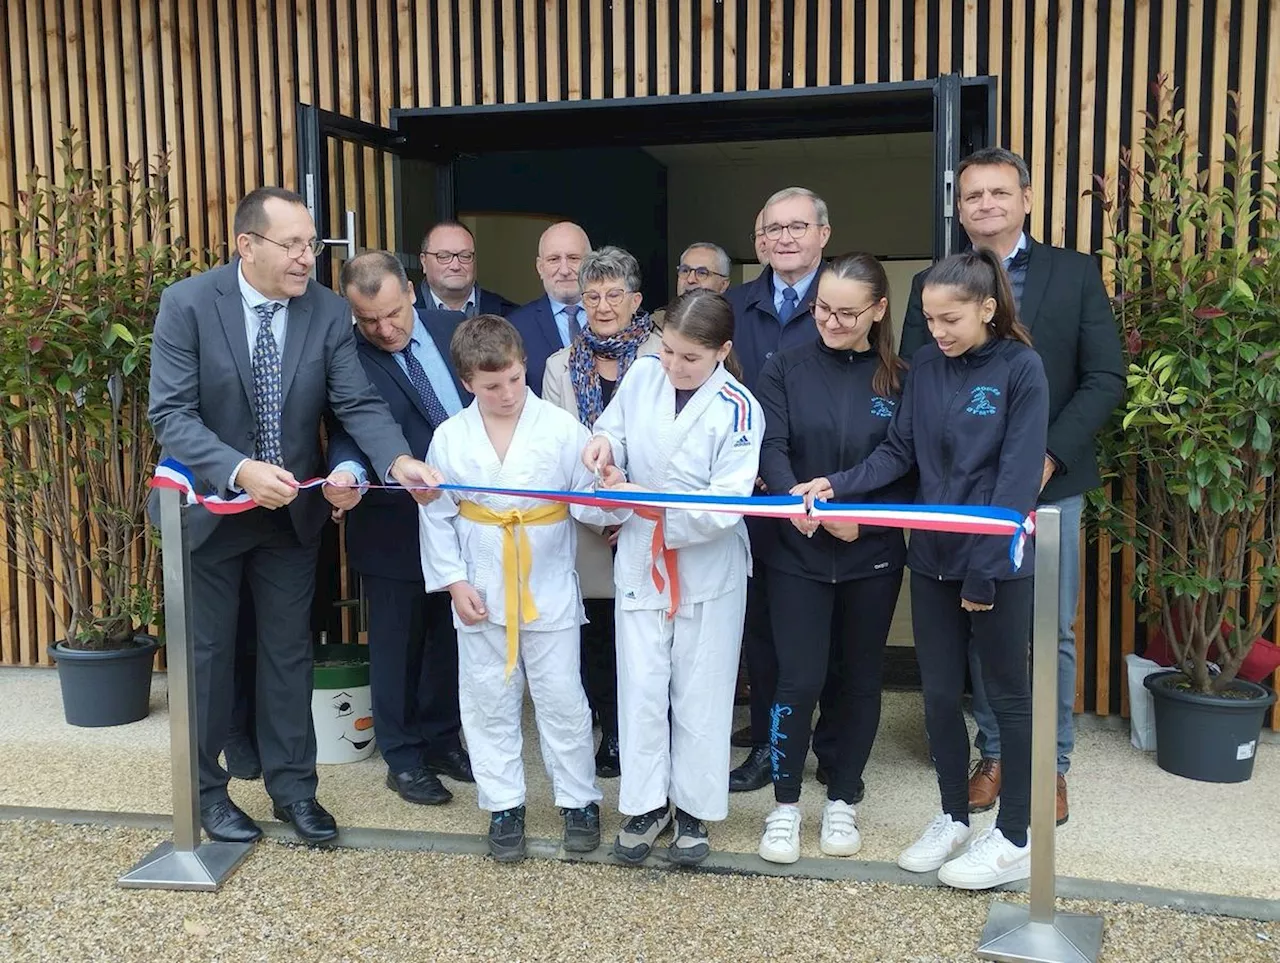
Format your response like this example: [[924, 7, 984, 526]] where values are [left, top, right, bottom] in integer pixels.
[[543, 245, 662, 779]]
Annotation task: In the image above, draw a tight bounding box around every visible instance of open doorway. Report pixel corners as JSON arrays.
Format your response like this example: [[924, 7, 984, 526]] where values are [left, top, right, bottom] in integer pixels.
[[298, 77, 993, 673]]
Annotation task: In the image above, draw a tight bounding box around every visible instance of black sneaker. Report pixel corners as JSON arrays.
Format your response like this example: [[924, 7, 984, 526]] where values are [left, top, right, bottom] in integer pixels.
[[488, 806, 527, 863], [561, 802, 601, 853], [668, 808, 710, 866], [613, 805, 672, 864]]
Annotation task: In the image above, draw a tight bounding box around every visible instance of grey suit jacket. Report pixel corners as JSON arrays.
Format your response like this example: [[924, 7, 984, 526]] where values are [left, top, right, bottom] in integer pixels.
[[148, 261, 411, 550]]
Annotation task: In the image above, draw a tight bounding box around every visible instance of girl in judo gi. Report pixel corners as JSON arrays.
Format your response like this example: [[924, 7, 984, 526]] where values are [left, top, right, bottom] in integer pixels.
[[419, 315, 622, 863], [582, 289, 763, 866]]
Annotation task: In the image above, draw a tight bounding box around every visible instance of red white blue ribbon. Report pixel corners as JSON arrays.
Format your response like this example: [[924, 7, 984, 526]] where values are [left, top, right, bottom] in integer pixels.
[[151, 459, 1035, 570]]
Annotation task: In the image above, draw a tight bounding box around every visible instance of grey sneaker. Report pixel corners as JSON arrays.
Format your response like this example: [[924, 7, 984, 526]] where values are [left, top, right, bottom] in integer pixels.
[[488, 806, 526, 863], [613, 805, 672, 864], [562, 802, 601, 853], [669, 808, 710, 866]]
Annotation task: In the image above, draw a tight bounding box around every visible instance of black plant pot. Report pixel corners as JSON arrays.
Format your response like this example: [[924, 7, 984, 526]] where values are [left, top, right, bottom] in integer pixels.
[[1144, 669, 1277, 783], [51, 635, 160, 728]]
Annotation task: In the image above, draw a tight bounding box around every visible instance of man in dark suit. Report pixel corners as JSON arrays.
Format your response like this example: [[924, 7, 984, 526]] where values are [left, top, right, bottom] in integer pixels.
[[507, 221, 592, 393], [413, 221, 518, 318], [324, 251, 474, 806], [724, 187, 833, 793], [898, 147, 1125, 825], [148, 187, 444, 846]]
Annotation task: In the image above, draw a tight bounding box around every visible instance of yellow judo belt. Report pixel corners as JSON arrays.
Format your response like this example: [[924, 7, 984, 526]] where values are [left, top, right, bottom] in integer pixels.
[[457, 499, 570, 679]]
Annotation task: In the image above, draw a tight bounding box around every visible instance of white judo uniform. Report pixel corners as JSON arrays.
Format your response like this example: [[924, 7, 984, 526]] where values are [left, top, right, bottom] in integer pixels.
[[419, 391, 621, 813], [591, 356, 763, 821]]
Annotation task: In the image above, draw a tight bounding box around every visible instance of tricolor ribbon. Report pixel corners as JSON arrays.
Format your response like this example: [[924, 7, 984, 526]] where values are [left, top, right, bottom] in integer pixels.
[[151, 459, 1035, 572]]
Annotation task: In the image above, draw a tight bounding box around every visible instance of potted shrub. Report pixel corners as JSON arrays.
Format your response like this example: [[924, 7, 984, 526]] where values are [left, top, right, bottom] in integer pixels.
[[0, 136, 195, 727], [1089, 81, 1278, 783]]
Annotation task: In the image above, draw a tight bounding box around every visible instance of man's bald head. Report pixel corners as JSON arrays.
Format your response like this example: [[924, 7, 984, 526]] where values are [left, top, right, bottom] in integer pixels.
[[535, 221, 592, 302]]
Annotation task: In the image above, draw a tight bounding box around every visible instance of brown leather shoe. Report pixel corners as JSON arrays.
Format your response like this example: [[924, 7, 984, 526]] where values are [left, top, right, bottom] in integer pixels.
[[1056, 774, 1069, 826], [967, 758, 1001, 813]]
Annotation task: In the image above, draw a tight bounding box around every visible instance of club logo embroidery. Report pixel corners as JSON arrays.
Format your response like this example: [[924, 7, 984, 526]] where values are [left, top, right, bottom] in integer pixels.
[[870, 396, 895, 418], [965, 385, 1002, 416]]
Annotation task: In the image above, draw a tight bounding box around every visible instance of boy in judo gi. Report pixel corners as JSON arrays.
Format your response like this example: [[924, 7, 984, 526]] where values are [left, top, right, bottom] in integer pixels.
[[419, 315, 620, 862]]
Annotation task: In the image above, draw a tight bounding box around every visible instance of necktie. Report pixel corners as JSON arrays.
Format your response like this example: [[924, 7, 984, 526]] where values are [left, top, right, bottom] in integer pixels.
[[400, 342, 451, 429], [563, 304, 582, 343], [781, 286, 799, 321], [1005, 246, 1031, 270], [251, 302, 284, 466]]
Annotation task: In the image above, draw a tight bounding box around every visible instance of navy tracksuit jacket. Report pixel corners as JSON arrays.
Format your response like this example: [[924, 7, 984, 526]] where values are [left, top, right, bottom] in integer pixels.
[[826, 336, 1050, 605]]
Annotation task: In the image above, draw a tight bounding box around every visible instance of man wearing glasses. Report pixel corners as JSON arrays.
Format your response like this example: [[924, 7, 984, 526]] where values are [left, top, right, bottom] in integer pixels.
[[724, 186, 832, 794], [149, 187, 444, 848], [414, 221, 518, 319], [650, 242, 732, 328]]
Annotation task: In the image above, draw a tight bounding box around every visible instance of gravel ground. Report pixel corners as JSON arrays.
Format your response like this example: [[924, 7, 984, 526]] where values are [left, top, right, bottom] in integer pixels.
[[3, 668, 1277, 902], [1, 821, 1277, 963]]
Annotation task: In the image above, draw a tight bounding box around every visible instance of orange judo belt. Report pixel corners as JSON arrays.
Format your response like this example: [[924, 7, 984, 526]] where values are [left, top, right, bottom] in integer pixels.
[[634, 507, 680, 620]]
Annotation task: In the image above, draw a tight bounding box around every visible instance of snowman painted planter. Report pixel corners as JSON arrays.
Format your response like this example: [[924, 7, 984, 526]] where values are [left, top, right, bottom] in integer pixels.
[[312, 645, 377, 764]]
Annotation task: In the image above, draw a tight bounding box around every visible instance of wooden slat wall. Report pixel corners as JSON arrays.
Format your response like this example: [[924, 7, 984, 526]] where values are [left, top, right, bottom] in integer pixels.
[[2, 1, 1276, 723]]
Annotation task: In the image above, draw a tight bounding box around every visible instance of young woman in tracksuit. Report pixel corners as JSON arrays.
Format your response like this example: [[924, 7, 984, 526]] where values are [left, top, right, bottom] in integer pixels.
[[752, 253, 912, 864], [798, 248, 1048, 891], [582, 289, 762, 867]]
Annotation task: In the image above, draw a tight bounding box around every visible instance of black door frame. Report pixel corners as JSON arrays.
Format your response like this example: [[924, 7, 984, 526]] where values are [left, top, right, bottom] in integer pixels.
[[302, 75, 996, 286]]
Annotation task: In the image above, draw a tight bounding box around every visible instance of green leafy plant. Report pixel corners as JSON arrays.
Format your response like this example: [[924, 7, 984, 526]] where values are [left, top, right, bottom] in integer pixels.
[[0, 135, 196, 649], [1088, 79, 1279, 694]]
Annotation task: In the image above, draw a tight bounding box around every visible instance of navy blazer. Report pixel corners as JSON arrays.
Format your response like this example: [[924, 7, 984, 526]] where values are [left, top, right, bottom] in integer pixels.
[[898, 238, 1124, 502], [413, 281, 519, 318], [327, 308, 472, 582], [723, 265, 827, 395], [507, 294, 569, 396]]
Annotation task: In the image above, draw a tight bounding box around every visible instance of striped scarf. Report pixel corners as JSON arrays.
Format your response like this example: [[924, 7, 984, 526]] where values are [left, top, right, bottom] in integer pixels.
[[568, 311, 654, 427]]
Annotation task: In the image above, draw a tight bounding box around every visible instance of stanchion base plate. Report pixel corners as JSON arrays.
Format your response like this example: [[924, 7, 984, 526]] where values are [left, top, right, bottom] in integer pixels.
[[118, 840, 255, 891], [975, 901, 1104, 963]]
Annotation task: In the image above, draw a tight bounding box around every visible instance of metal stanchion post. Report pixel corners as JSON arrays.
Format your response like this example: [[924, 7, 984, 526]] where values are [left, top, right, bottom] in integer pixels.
[[119, 486, 254, 890], [975, 506, 1104, 963]]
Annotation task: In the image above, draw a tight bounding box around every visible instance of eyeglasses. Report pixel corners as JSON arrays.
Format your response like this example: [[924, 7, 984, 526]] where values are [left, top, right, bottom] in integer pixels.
[[423, 249, 475, 265], [677, 264, 727, 281], [249, 232, 325, 259], [581, 288, 629, 308], [763, 221, 815, 241], [812, 300, 879, 327]]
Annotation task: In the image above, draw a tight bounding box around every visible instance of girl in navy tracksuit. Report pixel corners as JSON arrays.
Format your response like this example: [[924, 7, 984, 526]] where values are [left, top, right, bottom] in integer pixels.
[[752, 253, 912, 865], [798, 248, 1048, 891]]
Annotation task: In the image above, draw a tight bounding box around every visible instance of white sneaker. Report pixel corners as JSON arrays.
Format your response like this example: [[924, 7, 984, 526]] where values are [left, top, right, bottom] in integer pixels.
[[758, 805, 802, 864], [937, 827, 1031, 890], [897, 813, 973, 873], [819, 800, 862, 857]]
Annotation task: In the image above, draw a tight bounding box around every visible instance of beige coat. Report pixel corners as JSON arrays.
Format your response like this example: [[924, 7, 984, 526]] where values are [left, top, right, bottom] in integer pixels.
[[542, 331, 663, 598]]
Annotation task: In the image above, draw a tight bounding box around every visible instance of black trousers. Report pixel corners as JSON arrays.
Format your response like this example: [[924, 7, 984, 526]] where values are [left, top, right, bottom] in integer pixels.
[[580, 597, 618, 739], [227, 576, 258, 752], [361, 575, 463, 774], [190, 510, 320, 807], [767, 568, 902, 804], [911, 573, 1033, 845], [746, 566, 842, 754]]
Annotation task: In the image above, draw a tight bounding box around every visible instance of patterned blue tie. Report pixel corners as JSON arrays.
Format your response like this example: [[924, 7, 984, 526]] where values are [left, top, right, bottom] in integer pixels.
[[251, 302, 284, 466], [400, 342, 451, 429], [563, 303, 582, 343], [781, 286, 799, 322]]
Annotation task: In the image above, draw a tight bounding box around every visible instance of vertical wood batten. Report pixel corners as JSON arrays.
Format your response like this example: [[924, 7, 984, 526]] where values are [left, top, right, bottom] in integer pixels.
[[589, 0, 604, 99]]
